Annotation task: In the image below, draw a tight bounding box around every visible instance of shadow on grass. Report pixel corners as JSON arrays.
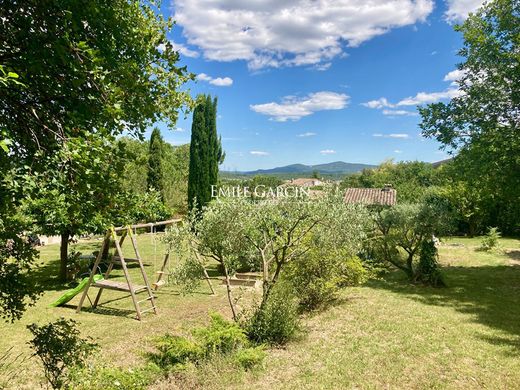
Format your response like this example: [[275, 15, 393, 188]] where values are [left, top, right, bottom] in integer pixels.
[[369, 264, 520, 353]]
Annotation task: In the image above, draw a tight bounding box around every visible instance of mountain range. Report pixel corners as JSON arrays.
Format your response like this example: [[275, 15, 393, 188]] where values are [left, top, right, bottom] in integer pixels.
[[222, 161, 376, 178]]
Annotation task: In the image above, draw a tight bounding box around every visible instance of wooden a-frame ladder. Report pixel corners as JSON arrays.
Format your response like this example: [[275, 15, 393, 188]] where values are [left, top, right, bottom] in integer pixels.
[[76, 226, 157, 320]]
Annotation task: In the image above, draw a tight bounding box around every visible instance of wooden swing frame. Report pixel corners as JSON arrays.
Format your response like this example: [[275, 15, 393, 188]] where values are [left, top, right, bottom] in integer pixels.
[[76, 219, 215, 320]]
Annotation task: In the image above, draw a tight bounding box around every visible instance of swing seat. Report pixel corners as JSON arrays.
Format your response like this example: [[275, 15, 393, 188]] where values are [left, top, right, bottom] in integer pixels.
[[152, 279, 166, 290]]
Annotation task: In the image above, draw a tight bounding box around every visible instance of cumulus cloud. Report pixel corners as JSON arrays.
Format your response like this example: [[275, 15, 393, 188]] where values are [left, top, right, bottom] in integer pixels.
[[250, 150, 269, 156], [197, 73, 234, 87], [320, 149, 336, 155], [298, 132, 317, 137], [445, 0, 485, 22], [394, 149, 403, 154], [250, 91, 349, 122], [172, 0, 434, 69]]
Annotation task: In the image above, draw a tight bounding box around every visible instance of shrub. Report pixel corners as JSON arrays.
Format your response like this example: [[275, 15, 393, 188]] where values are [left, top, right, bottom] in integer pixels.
[[243, 282, 300, 345], [27, 318, 97, 389], [148, 335, 203, 369], [193, 313, 249, 356], [480, 227, 501, 251], [414, 240, 446, 287], [234, 346, 266, 370], [338, 256, 371, 287], [148, 314, 262, 373], [286, 245, 370, 311]]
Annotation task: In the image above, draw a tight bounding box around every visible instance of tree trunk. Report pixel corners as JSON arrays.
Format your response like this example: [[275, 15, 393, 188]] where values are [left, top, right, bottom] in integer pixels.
[[59, 230, 70, 282], [222, 263, 237, 321]]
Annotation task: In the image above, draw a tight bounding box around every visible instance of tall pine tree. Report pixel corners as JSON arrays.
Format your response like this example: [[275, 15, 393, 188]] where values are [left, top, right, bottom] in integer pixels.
[[188, 95, 224, 211], [147, 127, 164, 200]]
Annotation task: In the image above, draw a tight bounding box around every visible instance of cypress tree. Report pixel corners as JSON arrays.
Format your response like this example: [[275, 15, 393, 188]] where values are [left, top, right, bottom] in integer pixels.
[[147, 127, 164, 200], [188, 95, 225, 211], [188, 99, 209, 210]]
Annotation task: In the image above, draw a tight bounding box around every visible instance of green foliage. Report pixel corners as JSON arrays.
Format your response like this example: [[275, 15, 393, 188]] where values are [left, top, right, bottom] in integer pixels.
[[1, 0, 193, 158], [193, 313, 249, 356], [480, 227, 502, 251], [188, 95, 224, 211], [243, 282, 300, 345], [118, 138, 190, 214], [147, 128, 164, 198], [370, 197, 453, 284], [233, 346, 266, 370], [27, 318, 97, 389], [341, 160, 441, 202], [149, 335, 204, 369], [419, 0, 520, 235], [148, 314, 262, 372], [69, 364, 160, 390], [415, 240, 446, 287]]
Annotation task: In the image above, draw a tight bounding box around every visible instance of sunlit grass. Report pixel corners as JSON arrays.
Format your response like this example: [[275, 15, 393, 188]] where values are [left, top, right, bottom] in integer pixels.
[[2, 235, 520, 389]]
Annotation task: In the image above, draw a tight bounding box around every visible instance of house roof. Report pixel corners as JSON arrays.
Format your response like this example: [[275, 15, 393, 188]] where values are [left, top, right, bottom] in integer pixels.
[[288, 178, 322, 186], [344, 187, 396, 206]]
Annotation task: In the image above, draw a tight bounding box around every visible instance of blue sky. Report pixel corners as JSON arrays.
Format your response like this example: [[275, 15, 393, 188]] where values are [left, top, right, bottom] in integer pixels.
[[153, 0, 484, 171]]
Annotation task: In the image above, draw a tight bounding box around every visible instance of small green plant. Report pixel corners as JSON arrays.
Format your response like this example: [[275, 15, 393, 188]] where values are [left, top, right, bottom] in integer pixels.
[[148, 313, 262, 372], [234, 346, 266, 370], [193, 313, 249, 356], [27, 318, 97, 389], [243, 282, 300, 345], [148, 335, 203, 369], [479, 227, 501, 251]]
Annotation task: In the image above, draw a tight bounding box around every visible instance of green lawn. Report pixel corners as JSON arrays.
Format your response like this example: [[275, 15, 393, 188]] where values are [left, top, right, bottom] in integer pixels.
[[2, 235, 520, 389]]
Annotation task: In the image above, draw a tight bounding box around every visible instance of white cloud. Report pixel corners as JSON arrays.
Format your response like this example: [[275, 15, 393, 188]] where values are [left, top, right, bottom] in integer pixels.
[[320, 149, 336, 155], [382, 109, 418, 116], [298, 132, 317, 137], [197, 73, 234, 87], [362, 97, 392, 109], [172, 0, 434, 70], [250, 91, 349, 122], [158, 41, 200, 58], [394, 149, 403, 154], [174, 127, 185, 132], [445, 0, 485, 22], [372, 133, 410, 139], [444, 69, 466, 82], [396, 88, 463, 106], [250, 150, 269, 156], [314, 63, 332, 71]]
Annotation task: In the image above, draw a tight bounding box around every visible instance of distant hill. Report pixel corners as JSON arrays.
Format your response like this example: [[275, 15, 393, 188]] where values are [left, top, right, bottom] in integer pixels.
[[221, 161, 376, 179]]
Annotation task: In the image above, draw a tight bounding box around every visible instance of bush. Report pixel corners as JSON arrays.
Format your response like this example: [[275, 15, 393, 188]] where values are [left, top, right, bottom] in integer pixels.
[[148, 314, 263, 372], [27, 318, 97, 389], [148, 335, 203, 369], [193, 313, 249, 356], [338, 256, 371, 287], [480, 227, 501, 251], [414, 240, 446, 287], [286, 246, 369, 311], [234, 346, 266, 370], [243, 282, 300, 345]]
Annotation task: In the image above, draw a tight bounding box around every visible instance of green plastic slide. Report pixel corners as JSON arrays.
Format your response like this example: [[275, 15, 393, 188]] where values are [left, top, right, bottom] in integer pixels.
[[50, 274, 103, 307]]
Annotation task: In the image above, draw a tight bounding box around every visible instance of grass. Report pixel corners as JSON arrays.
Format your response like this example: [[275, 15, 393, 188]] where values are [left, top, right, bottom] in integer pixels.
[[1, 235, 520, 389]]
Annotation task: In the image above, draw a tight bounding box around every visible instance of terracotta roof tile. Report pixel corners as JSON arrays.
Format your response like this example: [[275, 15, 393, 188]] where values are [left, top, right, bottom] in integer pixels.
[[344, 187, 396, 206]]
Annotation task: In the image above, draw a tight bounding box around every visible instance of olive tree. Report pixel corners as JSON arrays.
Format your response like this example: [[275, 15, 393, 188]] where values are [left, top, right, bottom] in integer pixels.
[[371, 195, 454, 284]]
